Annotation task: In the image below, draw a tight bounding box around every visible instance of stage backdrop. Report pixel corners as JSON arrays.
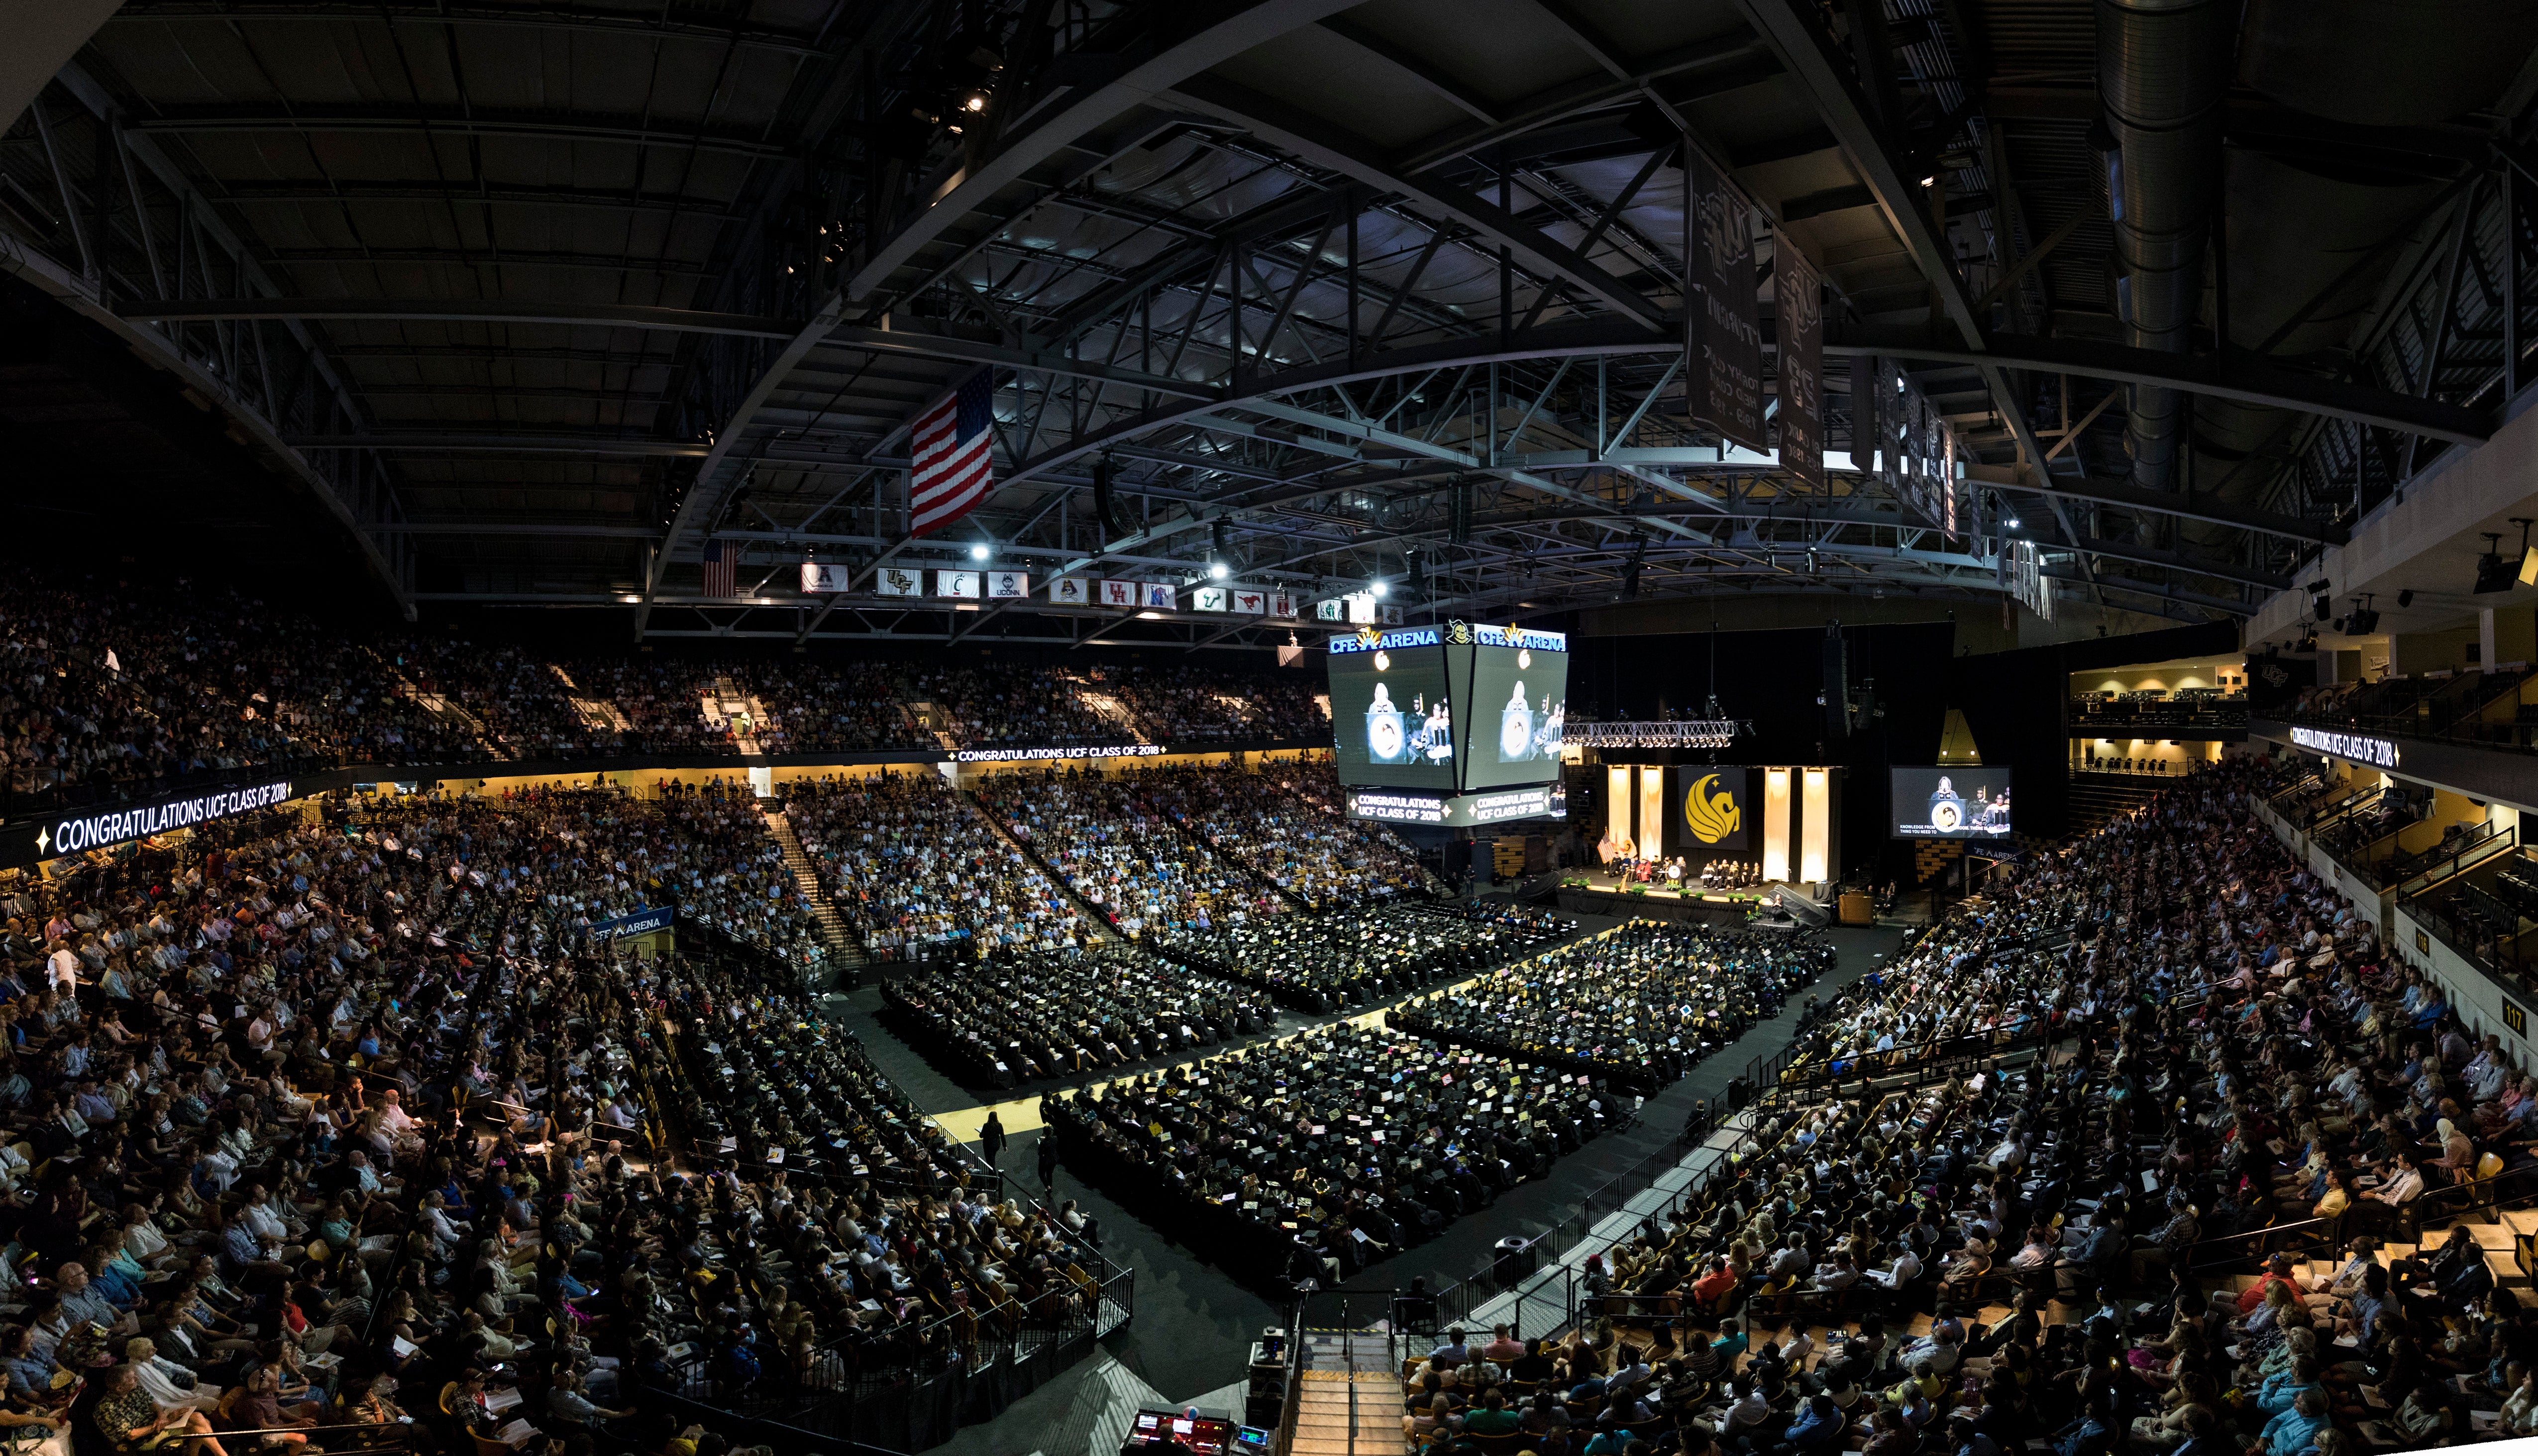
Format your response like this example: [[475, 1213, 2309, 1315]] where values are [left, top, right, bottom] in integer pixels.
[[1665, 765, 1750, 855]]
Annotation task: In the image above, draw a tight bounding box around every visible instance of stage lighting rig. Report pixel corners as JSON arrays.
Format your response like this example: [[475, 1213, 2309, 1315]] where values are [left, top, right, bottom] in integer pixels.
[[2346, 595, 2380, 634]]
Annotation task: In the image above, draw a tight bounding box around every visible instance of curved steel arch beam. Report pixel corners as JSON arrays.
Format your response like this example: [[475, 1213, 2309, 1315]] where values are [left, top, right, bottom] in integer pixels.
[[847, 0, 1370, 304], [1159, 76, 1669, 331]]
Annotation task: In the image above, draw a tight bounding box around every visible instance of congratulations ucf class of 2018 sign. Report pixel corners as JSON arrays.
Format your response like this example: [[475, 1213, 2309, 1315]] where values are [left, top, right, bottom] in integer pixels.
[[0, 779, 298, 867]]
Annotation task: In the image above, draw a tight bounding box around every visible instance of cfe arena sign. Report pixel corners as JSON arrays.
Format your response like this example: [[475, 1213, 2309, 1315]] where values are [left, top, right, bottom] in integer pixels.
[[16, 780, 295, 863]]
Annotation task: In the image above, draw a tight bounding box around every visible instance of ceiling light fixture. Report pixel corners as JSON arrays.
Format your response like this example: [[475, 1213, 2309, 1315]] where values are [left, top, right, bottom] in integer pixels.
[[970, 543, 991, 561]]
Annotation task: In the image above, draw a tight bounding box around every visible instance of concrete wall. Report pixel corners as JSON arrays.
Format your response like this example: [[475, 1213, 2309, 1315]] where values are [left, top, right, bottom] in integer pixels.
[[2394, 904, 2538, 1063]]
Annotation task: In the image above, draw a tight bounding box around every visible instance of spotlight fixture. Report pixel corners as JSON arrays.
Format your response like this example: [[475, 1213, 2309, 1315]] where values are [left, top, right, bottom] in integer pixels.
[[1370, 579, 1389, 598], [2005, 516, 2021, 530], [969, 543, 990, 561], [1210, 562, 1229, 580], [2311, 593, 2332, 623], [2397, 589, 2415, 607], [2305, 578, 2332, 594], [962, 92, 989, 112], [2474, 532, 2517, 594], [2346, 594, 2380, 635]]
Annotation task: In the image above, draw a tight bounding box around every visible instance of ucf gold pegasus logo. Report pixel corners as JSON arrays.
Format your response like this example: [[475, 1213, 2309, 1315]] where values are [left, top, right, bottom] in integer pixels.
[[1684, 773, 1740, 844]]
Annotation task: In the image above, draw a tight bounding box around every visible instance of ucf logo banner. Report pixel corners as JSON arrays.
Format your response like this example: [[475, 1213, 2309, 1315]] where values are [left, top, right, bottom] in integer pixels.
[[1668, 766, 1749, 854]]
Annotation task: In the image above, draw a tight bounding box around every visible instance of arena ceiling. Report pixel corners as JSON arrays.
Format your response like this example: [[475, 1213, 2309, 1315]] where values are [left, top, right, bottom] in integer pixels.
[[4, 0, 2535, 648]]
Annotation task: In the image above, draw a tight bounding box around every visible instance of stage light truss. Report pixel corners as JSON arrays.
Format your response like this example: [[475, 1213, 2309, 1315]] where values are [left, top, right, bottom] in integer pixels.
[[1562, 720, 1747, 749]]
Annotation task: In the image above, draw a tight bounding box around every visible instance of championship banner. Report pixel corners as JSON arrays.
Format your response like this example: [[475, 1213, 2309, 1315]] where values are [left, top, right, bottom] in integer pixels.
[[1098, 579, 1140, 609], [1193, 586, 1229, 612], [872, 564, 924, 597], [1686, 148, 1767, 454], [987, 570, 1030, 599], [1774, 234, 1824, 491], [935, 570, 981, 598], [1666, 766, 1749, 854], [1231, 587, 1268, 614], [1141, 583, 1175, 610], [1051, 576, 1089, 606], [2005, 539, 2052, 621], [800, 562, 853, 594]]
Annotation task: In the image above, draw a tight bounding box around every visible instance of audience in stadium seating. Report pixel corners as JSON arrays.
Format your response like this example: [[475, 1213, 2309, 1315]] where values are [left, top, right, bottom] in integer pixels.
[[1102, 664, 1327, 744], [788, 771, 1088, 958], [1150, 902, 1573, 1011], [978, 769, 1285, 939], [0, 574, 1337, 806], [1380, 756, 2538, 1456], [909, 667, 1126, 749], [1139, 760, 1441, 906], [748, 663, 935, 754], [1390, 921, 1832, 1090], [883, 945, 1274, 1088]]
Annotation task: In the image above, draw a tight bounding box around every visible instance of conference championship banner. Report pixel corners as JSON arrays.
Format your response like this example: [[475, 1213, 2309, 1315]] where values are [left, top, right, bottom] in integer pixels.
[[1775, 234, 1824, 491], [1666, 766, 1750, 855], [1686, 148, 1767, 454], [800, 562, 854, 594]]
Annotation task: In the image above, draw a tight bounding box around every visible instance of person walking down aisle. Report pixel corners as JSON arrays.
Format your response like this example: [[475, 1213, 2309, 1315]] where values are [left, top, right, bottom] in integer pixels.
[[981, 1110, 1008, 1165]]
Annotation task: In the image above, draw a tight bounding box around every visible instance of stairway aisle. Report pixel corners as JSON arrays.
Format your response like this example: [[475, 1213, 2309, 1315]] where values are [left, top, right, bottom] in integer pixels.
[[953, 789, 1120, 944], [763, 808, 865, 978], [1287, 1370, 1403, 1456]]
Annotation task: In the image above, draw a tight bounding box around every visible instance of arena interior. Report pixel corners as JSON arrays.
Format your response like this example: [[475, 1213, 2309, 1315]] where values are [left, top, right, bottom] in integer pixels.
[[8, 3, 2538, 1456]]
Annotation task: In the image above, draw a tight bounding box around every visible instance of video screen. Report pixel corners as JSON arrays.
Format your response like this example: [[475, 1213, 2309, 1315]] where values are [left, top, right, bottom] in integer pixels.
[[1460, 639, 1569, 790], [1891, 766, 2012, 838], [1327, 635, 1456, 790]]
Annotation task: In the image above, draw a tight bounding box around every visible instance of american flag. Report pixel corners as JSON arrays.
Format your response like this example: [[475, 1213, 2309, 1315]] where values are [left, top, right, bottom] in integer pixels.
[[701, 537, 736, 597], [909, 370, 995, 536]]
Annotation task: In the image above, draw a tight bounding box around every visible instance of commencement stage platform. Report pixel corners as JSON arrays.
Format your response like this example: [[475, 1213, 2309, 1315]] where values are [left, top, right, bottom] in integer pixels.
[[1552, 873, 1832, 928]]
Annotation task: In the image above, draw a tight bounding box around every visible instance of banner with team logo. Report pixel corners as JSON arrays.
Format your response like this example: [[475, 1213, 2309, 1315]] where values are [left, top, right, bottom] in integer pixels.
[[1098, 579, 1140, 609], [800, 563, 854, 594], [936, 570, 981, 598], [1193, 586, 1229, 612], [872, 565, 924, 597], [1231, 587, 1268, 614], [987, 570, 1030, 599], [1051, 576, 1088, 606], [1142, 583, 1175, 610]]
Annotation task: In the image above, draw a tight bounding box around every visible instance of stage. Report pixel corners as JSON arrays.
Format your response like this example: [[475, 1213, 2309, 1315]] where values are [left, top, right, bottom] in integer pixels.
[[1552, 870, 1829, 928]]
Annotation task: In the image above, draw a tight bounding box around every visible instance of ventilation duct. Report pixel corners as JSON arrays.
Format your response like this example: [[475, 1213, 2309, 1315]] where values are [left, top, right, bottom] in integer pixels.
[[2097, 0, 2234, 507]]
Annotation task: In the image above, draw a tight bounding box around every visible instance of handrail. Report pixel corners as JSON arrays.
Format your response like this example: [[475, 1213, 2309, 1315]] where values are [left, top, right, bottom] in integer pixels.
[[2396, 829, 2522, 899], [1344, 1298, 1358, 1456]]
